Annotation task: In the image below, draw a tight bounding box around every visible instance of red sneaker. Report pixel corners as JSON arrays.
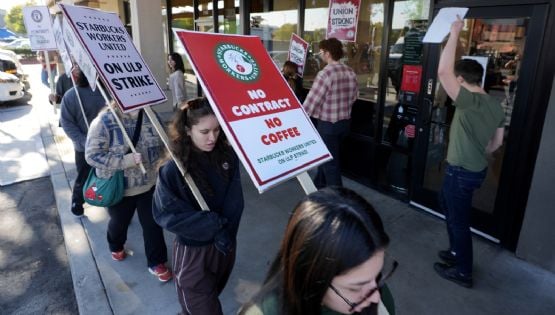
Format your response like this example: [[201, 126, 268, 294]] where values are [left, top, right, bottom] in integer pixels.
[[148, 264, 173, 282], [111, 250, 126, 261]]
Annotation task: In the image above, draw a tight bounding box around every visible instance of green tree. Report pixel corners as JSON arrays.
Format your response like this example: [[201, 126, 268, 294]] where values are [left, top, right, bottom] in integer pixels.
[[172, 17, 194, 30], [273, 23, 297, 41], [5, 6, 25, 34], [5, 2, 36, 35]]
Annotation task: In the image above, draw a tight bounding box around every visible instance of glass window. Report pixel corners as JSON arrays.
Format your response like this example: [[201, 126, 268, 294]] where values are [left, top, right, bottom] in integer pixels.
[[250, 0, 299, 70], [303, 0, 328, 85], [219, 0, 240, 34], [197, 0, 215, 32], [165, 0, 197, 97], [304, 0, 385, 138], [303, 0, 384, 98]]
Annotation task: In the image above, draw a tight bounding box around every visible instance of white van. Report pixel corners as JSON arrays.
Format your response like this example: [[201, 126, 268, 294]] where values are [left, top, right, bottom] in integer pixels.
[[0, 48, 30, 90]]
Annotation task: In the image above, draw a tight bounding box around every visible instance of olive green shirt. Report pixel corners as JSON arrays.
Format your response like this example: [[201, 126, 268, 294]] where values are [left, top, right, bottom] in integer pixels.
[[446, 87, 504, 172]]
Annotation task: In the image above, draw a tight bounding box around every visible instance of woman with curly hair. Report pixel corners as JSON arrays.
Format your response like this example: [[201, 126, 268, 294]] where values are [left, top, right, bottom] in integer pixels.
[[152, 97, 244, 314]]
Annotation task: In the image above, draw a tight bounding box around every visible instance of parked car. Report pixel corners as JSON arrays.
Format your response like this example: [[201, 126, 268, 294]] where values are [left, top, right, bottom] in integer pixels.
[[0, 71, 25, 103], [1, 38, 31, 50], [0, 49, 30, 91]]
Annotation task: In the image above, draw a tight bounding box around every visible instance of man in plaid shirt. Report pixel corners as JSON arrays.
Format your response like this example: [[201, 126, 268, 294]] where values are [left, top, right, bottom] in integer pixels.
[[304, 37, 358, 188]]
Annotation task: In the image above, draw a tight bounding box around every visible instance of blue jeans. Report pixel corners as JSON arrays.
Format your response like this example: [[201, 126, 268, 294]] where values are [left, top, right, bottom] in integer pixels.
[[313, 118, 350, 188], [41, 67, 57, 87], [439, 164, 487, 276]]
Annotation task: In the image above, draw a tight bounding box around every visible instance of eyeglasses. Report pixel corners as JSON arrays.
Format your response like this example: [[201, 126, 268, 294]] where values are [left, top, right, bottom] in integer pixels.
[[329, 260, 398, 312]]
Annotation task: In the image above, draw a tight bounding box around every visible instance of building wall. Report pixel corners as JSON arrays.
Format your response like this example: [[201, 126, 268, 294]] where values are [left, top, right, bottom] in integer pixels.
[[128, 0, 171, 111], [516, 79, 555, 273]]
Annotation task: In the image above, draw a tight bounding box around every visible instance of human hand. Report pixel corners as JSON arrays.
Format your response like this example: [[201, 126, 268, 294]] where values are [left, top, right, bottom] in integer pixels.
[[451, 15, 464, 35], [132, 153, 142, 165], [123, 152, 142, 168], [48, 94, 58, 104], [214, 230, 232, 256]]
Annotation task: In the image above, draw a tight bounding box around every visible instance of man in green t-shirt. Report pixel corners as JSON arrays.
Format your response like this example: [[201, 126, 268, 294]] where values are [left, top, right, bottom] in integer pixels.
[[433, 16, 505, 288]]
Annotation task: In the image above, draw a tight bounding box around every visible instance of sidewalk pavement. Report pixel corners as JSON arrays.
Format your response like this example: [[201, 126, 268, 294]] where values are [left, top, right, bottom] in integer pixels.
[[36, 98, 555, 315]]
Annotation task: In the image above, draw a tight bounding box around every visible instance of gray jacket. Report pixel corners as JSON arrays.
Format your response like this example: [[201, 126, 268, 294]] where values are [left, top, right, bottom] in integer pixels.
[[60, 86, 106, 152]]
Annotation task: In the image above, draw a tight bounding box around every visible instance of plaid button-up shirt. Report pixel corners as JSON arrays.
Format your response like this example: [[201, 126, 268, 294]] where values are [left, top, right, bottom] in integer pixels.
[[303, 63, 358, 123]]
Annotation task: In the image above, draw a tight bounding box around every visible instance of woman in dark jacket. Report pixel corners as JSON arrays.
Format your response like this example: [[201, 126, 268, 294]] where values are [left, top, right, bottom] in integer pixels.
[[152, 97, 244, 315]]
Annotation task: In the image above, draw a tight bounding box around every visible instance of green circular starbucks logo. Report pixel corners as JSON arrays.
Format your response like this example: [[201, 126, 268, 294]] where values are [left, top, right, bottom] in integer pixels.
[[215, 43, 260, 82]]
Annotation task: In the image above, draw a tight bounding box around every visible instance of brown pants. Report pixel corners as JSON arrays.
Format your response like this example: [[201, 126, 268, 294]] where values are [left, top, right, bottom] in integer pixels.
[[173, 239, 236, 315]]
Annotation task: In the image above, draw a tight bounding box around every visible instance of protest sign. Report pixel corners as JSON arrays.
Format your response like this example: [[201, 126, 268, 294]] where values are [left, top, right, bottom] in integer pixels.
[[423, 7, 468, 43], [22, 6, 57, 51], [62, 17, 97, 90], [288, 34, 309, 77], [174, 30, 331, 192], [326, 0, 361, 41], [59, 4, 166, 111], [52, 16, 73, 75], [53, 15, 91, 129]]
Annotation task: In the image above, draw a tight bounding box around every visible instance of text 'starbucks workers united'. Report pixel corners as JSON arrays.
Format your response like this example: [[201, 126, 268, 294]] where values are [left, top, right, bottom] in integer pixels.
[[215, 43, 260, 82]]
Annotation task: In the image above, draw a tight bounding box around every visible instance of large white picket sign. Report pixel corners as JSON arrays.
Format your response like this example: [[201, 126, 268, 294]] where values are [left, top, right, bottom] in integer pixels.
[[59, 4, 166, 111], [62, 17, 97, 91], [22, 6, 57, 51], [52, 16, 73, 75]]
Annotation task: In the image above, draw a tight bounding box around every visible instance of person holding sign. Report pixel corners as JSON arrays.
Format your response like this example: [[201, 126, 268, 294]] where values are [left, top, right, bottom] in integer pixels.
[[60, 66, 105, 216], [239, 187, 395, 315], [303, 38, 358, 189], [282, 60, 304, 102], [433, 16, 504, 288], [152, 98, 244, 314], [49, 71, 72, 106], [85, 103, 172, 282], [167, 53, 188, 111]]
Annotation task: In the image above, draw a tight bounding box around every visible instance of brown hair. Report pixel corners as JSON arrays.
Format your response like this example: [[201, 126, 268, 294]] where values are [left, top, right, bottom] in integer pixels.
[[319, 37, 344, 61], [240, 187, 390, 315], [166, 97, 233, 195]]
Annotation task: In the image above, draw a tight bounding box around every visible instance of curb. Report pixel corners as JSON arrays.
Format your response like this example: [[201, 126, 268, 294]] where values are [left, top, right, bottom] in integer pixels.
[[38, 106, 112, 315]]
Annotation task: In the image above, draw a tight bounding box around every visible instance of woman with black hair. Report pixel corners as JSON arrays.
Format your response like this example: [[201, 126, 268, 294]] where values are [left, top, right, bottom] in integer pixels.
[[282, 60, 304, 102], [167, 52, 188, 110], [240, 187, 395, 315], [152, 97, 244, 315]]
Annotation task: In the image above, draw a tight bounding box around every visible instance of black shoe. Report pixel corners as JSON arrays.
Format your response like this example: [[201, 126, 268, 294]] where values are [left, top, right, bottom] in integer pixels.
[[71, 202, 84, 217], [438, 250, 457, 265], [434, 262, 473, 288]]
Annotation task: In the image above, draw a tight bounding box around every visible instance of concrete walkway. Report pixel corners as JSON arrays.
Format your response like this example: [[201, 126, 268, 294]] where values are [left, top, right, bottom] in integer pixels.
[[35, 83, 555, 314]]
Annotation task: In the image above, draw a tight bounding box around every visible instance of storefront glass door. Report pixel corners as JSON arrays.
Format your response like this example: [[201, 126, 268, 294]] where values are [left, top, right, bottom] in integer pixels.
[[410, 4, 545, 242]]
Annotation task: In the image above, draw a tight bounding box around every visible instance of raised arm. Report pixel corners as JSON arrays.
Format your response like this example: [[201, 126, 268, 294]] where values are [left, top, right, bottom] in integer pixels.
[[437, 16, 464, 100]]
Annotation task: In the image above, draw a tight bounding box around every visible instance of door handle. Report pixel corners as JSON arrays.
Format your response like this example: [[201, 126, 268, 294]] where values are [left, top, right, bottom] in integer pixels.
[[422, 98, 434, 126]]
